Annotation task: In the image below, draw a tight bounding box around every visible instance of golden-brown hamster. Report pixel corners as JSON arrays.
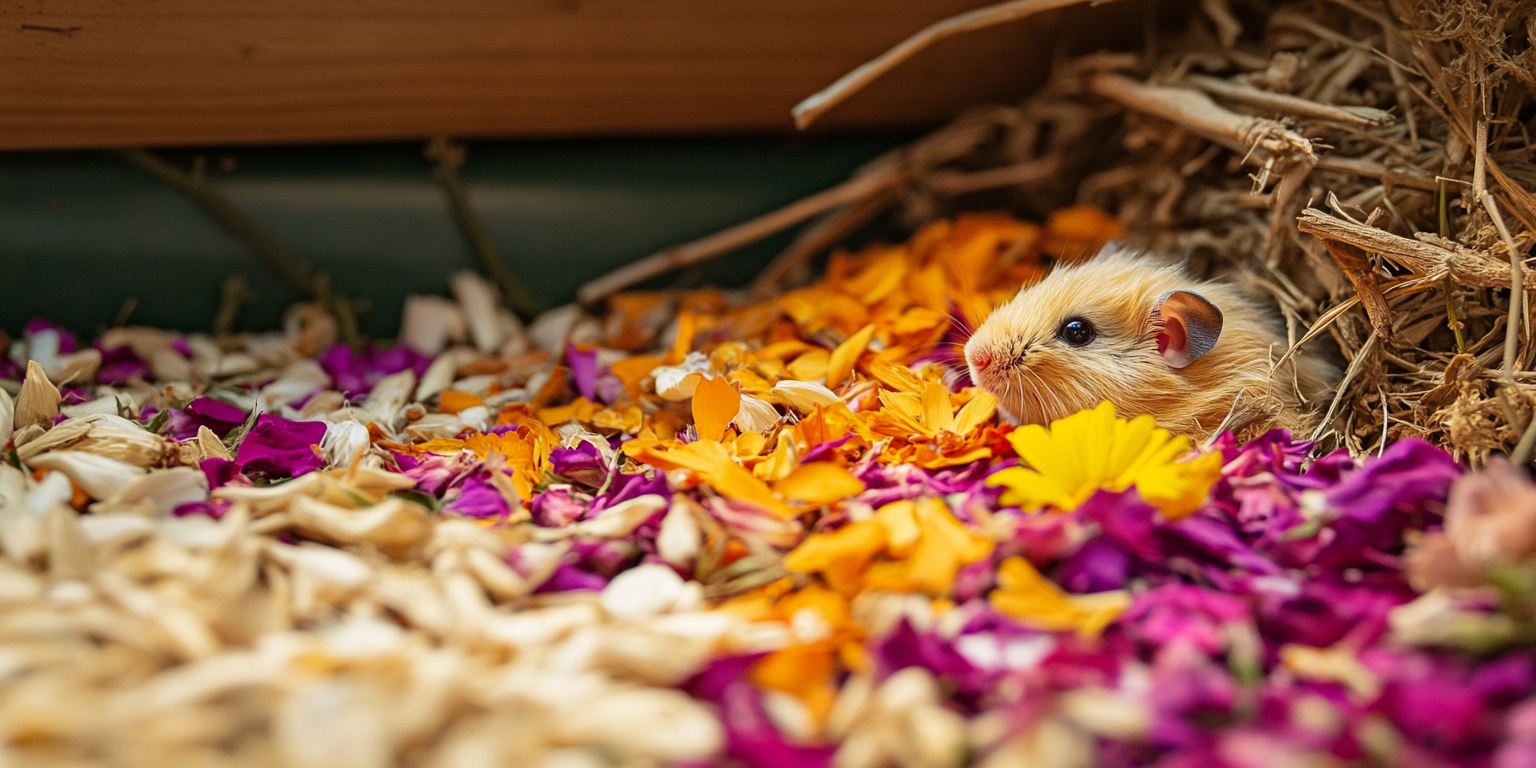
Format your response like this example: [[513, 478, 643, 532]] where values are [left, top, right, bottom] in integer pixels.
[[964, 249, 1335, 440]]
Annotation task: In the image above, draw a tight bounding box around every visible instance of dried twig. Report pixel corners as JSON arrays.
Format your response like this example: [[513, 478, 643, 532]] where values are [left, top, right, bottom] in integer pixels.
[[576, 166, 901, 306], [1297, 209, 1532, 291], [115, 148, 363, 349], [791, 0, 1116, 129], [1087, 73, 1315, 160], [116, 149, 316, 298], [427, 138, 543, 322], [749, 185, 898, 299], [1186, 75, 1394, 126]]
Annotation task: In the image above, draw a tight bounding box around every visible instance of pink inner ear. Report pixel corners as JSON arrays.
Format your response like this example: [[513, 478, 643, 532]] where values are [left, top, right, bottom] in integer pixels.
[[1155, 314, 1185, 356]]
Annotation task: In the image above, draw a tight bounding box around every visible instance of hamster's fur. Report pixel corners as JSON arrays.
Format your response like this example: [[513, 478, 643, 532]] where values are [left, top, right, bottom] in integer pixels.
[[964, 249, 1336, 440]]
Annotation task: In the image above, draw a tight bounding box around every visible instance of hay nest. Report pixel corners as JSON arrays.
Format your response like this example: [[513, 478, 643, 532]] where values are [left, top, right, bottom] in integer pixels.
[[582, 0, 1536, 465]]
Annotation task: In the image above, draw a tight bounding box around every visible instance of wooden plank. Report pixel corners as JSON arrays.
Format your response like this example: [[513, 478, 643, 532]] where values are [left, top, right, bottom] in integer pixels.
[[0, 0, 1099, 149]]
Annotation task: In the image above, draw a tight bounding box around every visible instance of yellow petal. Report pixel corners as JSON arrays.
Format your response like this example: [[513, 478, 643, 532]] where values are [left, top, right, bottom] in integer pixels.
[[632, 440, 795, 517], [692, 375, 741, 442], [914, 497, 993, 564], [867, 357, 926, 395], [990, 556, 1128, 638], [987, 466, 1075, 511], [664, 310, 698, 365], [754, 430, 799, 482], [921, 379, 956, 434], [875, 500, 920, 558], [1008, 424, 1071, 486], [731, 431, 768, 459], [784, 518, 887, 593], [775, 462, 866, 507], [787, 350, 831, 381], [952, 390, 998, 435], [826, 324, 876, 390]]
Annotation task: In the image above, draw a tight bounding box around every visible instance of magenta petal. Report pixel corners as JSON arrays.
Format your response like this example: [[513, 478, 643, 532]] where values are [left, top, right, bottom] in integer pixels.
[[94, 342, 150, 386], [234, 413, 327, 478], [567, 343, 599, 402], [442, 475, 510, 519]]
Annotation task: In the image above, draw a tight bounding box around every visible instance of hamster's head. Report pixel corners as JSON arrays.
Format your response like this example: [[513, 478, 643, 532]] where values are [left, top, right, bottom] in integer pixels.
[[963, 252, 1224, 426]]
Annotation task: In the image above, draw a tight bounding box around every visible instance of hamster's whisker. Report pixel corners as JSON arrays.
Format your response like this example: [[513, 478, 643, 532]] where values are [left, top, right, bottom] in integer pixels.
[[1018, 368, 1050, 419], [939, 253, 991, 332], [1023, 367, 1064, 421]]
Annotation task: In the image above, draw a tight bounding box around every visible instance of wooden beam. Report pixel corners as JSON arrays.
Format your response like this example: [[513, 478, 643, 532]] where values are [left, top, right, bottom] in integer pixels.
[[0, 0, 1099, 149]]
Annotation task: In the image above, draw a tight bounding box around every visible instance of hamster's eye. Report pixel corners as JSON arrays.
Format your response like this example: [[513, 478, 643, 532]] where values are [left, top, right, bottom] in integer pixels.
[[1057, 318, 1095, 347]]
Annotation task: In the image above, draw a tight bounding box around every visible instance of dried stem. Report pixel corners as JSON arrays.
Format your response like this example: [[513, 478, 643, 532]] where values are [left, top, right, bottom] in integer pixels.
[[1297, 209, 1531, 291], [427, 138, 542, 322], [791, 0, 1113, 129], [577, 166, 901, 306], [749, 185, 898, 299], [1186, 75, 1394, 126], [1087, 73, 1315, 160], [115, 148, 363, 349], [116, 149, 316, 298]]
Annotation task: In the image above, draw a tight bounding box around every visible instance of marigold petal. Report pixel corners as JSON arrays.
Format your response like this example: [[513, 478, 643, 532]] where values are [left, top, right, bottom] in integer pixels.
[[787, 350, 831, 381], [990, 556, 1129, 637], [826, 324, 876, 390], [867, 357, 926, 394], [952, 390, 998, 435], [610, 355, 663, 393], [784, 518, 886, 574], [692, 375, 741, 443], [874, 500, 920, 558], [921, 379, 956, 434], [774, 462, 865, 506], [436, 390, 484, 415]]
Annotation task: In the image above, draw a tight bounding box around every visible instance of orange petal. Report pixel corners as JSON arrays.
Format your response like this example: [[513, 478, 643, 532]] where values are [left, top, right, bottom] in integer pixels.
[[867, 358, 926, 395], [921, 379, 957, 433], [611, 355, 663, 393], [784, 518, 886, 580], [437, 390, 484, 415], [664, 310, 698, 365], [787, 349, 830, 381], [825, 324, 876, 390], [692, 375, 742, 442], [952, 390, 998, 435], [632, 440, 795, 517], [774, 462, 865, 506], [1043, 206, 1122, 262]]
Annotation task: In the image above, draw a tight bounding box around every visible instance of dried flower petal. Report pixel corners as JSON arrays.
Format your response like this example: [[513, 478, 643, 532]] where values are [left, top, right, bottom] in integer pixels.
[[15, 360, 59, 432], [692, 375, 741, 443]]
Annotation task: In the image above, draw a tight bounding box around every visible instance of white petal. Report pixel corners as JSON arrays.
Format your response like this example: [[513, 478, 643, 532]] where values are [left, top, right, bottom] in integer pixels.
[[772, 379, 840, 414], [0, 387, 12, 448], [398, 294, 465, 356], [734, 395, 782, 433], [322, 421, 372, 469], [450, 271, 508, 354], [27, 450, 143, 501], [656, 500, 701, 567], [601, 563, 688, 620], [653, 352, 711, 401]]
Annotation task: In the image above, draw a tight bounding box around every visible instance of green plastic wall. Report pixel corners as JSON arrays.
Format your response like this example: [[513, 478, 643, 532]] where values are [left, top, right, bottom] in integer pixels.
[[0, 137, 905, 339]]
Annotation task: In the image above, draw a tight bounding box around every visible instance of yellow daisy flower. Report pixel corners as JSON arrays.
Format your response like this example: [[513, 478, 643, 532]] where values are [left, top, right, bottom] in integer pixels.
[[986, 401, 1222, 520]]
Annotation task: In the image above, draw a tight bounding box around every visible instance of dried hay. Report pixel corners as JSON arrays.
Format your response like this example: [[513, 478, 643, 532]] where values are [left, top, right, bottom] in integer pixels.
[[583, 0, 1536, 465]]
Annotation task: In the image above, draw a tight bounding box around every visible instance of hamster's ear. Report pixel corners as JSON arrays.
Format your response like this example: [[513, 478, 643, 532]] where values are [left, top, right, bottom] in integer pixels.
[[1154, 290, 1223, 369]]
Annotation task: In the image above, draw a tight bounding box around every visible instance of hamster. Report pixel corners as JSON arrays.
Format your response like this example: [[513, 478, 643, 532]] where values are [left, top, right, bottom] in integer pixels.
[[963, 248, 1336, 440]]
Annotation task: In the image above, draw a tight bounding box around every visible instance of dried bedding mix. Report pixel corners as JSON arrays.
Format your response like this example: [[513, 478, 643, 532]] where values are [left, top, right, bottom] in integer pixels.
[[0, 208, 1532, 768]]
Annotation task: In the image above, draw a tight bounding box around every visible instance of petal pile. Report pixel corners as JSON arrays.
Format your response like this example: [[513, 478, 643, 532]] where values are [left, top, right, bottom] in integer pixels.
[[0, 211, 1530, 766]]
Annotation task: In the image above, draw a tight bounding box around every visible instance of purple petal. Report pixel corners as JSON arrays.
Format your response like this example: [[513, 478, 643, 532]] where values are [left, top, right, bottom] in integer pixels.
[[567, 343, 599, 402], [234, 413, 328, 478]]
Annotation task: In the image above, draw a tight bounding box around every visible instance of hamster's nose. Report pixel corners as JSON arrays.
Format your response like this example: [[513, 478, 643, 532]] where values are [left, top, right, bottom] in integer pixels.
[[970, 348, 994, 371]]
